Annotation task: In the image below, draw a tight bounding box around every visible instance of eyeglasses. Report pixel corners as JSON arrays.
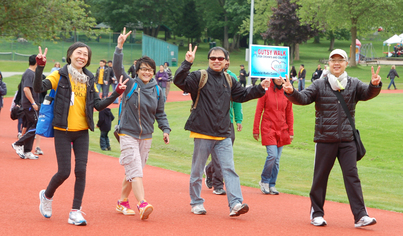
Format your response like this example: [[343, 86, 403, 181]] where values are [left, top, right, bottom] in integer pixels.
[[139, 67, 153, 73], [209, 57, 225, 61], [329, 59, 346, 63]]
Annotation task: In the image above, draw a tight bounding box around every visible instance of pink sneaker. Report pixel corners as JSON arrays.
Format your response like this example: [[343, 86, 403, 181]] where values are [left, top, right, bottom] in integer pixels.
[[137, 200, 153, 220], [116, 198, 135, 215]]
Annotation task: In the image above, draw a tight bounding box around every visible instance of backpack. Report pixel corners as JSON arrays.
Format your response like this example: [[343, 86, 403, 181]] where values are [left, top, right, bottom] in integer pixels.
[[191, 69, 233, 111]]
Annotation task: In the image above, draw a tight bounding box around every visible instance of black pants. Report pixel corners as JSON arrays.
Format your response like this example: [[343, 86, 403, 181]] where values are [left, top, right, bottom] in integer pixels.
[[15, 108, 37, 153], [240, 80, 246, 87], [205, 124, 235, 190], [45, 129, 89, 209], [310, 141, 367, 223]]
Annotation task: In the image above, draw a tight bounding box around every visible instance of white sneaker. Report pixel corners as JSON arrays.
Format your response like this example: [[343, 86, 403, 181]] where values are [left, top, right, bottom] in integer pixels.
[[39, 190, 53, 218], [24, 152, 39, 160], [259, 181, 270, 194], [229, 203, 249, 217], [191, 204, 206, 215], [34, 147, 44, 155], [269, 186, 279, 195], [355, 216, 377, 227], [311, 216, 327, 226], [68, 208, 87, 226], [11, 143, 25, 159]]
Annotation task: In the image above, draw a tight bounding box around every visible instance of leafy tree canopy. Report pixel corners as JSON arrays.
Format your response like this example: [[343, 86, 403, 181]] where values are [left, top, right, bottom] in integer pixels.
[[1, 0, 96, 43]]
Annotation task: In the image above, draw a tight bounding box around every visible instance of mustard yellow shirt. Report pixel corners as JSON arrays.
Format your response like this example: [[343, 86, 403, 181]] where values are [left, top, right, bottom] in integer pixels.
[[98, 68, 104, 84], [47, 71, 89, 131], [189, 132, 226, 140]]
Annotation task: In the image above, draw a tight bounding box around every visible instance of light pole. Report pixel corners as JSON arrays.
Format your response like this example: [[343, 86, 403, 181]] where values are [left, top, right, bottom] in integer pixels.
[[248, 0, 254, 86]]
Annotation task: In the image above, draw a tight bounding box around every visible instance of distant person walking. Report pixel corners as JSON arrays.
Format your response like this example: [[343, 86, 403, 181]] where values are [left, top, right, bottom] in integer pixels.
[[164, 62, 173, 98], [34, 43, 127, 226], [239, 65, 249, 87], [298, 64, 306, 91], [97, 108, 115, 151], [127, 60, 137, 78], [95, 60, 111, 98], [50, 62, 61, 73], [0, 71, 6, 114], [290, 66, 297, 86], [155, 65, 169, 102], [386, 65, 399, 90]]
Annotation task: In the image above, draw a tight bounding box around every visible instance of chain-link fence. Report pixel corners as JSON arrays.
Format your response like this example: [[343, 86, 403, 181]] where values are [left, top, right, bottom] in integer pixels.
[[0, 31, 142, 66]]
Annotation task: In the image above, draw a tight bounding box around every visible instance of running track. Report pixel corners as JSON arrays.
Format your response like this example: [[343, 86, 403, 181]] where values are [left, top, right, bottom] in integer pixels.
[[0, 90, 402, 236]]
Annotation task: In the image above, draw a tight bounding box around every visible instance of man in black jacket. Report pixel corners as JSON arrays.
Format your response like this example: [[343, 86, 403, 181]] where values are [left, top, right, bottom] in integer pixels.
[[127, 60, 137, 78], [174, 44, 270, 217], [282, 49, 381, 228], [95, 60, 110, 98]]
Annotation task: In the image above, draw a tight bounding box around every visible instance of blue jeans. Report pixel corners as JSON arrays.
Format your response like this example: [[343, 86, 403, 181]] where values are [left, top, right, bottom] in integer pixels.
[[388, 78, 396, 89], [298, 79, 305, 91], [100, 131, 110, 150], [190, 138, 243, 210], [161, 87, 166, 103], [96, 84, 102, 94], [261, 145, 283, 187]]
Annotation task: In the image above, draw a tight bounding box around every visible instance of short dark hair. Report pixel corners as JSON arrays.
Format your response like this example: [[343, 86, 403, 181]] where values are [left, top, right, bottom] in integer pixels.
[[66, 42, 92, 67], [108, 60, 112, 63], [207, 46, 228, 60], [29, 55, 37, 66], [135, 56, 156, 75], [301, 64, 304, 67], [100, 59, 106, 64], [164, 62, 169, 66]]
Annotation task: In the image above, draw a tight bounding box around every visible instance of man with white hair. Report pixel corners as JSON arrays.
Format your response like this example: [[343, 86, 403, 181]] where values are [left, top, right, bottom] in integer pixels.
[[281, 49, 382, 228]]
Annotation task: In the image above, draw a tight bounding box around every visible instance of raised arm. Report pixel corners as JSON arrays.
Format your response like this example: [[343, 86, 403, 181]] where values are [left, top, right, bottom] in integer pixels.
[[113, 27, 133, 82]]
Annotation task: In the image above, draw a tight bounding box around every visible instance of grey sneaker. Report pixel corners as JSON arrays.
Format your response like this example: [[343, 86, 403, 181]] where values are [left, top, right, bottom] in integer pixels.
[[12, 143, 25, 159], [39, 190, 53, 218], [311, 216, 327, 226], [68, 208, 87, 226], [213, 189, 226, 195], [259, 181, 270, 194], [354, 216, 376, 228], [24, 152, 39, 160], [34, 147, 44, 155], [229, 203, 249, 217], [191, 204, 207, 215], [269, 186, 279, 195]]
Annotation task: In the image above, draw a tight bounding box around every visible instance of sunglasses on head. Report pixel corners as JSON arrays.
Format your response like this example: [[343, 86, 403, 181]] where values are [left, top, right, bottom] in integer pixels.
[[209, 56, 225, 61]]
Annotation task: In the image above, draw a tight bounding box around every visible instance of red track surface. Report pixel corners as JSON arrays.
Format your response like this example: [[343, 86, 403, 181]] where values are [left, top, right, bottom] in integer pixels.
[[1, 91, 402, 235]]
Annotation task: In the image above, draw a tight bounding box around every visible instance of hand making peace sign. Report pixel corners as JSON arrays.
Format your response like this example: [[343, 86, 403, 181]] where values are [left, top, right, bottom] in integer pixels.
[[115, 75, 129, 95], [36, 46, 48, 67], [185, 44, 197, 63], [279, 75, 294, 94], [371, 66, 381, 86], [117, 27, 132, 49]]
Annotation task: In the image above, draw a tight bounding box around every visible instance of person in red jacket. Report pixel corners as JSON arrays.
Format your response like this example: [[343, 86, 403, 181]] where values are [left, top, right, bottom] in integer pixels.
[[253, 78, 294, 195]]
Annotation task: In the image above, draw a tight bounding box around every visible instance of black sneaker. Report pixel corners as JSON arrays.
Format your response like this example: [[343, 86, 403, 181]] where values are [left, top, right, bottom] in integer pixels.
[[204, 166, 212, 189]]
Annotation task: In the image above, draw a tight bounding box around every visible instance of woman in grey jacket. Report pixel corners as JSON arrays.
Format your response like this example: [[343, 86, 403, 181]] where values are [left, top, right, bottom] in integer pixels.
[[113, 28, 171, 220]]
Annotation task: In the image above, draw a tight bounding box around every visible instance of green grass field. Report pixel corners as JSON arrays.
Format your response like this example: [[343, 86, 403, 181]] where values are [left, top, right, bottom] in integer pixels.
[[1, 37, 403, 213]]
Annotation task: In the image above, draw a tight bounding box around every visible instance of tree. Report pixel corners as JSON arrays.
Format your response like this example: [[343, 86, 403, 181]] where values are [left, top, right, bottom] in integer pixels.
[[197, 0, 250, 51], [1, 0, 96, 43], [180, 0, 202, 43], [262, 0, 317, 64], [296, 0, 403, 66], [326, 29, 350, 51], [88, 0, 184, 38], [240, 0, 278, 45]]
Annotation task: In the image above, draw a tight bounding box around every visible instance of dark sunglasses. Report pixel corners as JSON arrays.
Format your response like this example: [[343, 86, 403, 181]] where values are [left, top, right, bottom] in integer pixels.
[[209, 56, 225, 61]]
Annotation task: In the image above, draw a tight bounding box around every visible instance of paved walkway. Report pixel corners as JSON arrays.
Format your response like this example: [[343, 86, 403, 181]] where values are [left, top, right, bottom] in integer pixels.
[[0, 84, 402, 235]]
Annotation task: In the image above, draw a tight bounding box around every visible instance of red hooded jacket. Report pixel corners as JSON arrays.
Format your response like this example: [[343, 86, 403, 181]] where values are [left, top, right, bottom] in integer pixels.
[[253, 81, 294, 146]]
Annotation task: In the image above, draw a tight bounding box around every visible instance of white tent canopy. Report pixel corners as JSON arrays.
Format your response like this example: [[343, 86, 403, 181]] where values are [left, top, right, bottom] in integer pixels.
[[383, 34, 403, 45]]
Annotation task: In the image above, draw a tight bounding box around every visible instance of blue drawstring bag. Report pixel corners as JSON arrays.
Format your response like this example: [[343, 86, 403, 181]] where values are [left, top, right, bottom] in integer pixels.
[[36, 76, 60, 138]]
